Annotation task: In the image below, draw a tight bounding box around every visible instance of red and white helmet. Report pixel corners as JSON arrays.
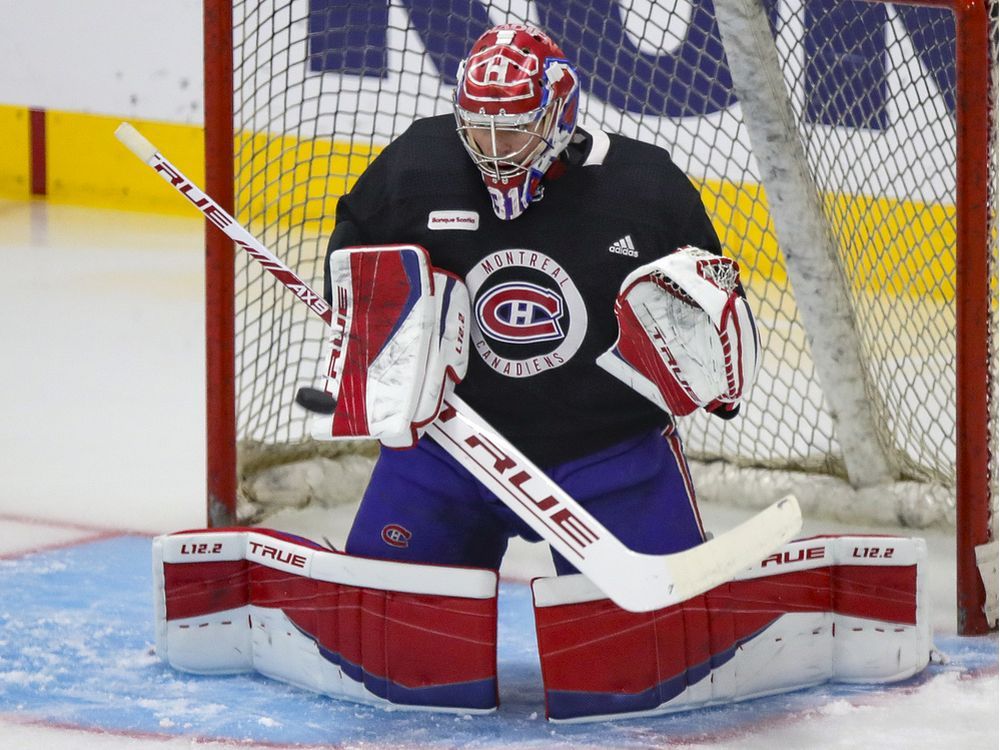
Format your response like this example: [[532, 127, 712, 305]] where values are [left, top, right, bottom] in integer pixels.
[[454, 24, 580, 220]]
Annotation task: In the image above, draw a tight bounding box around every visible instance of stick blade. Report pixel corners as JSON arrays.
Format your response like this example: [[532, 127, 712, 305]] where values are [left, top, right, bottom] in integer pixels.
[[663, 494, 802, 604], [533, 494, 803, 613]]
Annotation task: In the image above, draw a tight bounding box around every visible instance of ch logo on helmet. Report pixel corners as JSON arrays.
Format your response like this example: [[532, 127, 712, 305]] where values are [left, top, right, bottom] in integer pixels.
[[381, 524, 412, 548], [476, 282, 564, 343], [464, 46, 538, 103]]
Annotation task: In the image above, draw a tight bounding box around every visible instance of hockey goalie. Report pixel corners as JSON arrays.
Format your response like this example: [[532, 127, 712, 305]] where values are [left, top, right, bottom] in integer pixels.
[[152, 23, 931, 722]]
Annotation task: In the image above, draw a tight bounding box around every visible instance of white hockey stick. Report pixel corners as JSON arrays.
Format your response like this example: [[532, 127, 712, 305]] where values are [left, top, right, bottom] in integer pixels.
[[114, 121, 802, 613]]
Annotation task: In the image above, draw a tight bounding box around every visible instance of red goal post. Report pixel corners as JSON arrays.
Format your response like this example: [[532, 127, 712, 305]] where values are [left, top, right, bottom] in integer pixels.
[[203, 0, 997, 634]]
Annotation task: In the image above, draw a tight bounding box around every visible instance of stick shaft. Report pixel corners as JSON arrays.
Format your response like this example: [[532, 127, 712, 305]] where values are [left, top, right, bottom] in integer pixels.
[[115, 123, 332, 324]]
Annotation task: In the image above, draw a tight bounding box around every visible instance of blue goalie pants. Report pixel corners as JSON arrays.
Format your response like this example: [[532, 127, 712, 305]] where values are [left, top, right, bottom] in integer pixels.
[[345, 422, 705, 573]]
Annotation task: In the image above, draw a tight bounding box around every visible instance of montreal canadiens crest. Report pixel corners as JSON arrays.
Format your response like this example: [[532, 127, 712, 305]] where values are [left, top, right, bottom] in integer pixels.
[[465, 249, 587, 378]]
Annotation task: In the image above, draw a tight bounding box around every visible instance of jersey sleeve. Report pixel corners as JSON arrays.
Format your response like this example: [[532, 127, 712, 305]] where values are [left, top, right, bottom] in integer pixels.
[[321, 126, 420, 305], [678, 190, 723, 256], [323, 214, 362, 305], [321, 147, 392, 304]]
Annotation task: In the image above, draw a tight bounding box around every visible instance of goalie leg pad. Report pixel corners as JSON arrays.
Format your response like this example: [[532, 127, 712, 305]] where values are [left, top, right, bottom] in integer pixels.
[[153, 528, 499, 713], [531, 535, 931, 722]]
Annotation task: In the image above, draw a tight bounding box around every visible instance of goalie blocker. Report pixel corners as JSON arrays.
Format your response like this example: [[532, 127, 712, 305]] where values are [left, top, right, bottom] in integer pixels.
[[313, 243, 470, 449], [153, 532, 930, 720]]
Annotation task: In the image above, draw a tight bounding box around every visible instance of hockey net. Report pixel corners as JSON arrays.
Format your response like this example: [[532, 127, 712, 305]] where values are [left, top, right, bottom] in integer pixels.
[[204, 0, 998, 633]]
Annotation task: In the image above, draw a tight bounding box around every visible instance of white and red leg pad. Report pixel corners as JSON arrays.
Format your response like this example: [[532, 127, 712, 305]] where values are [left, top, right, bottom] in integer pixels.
[[153, 528, 499, 713], [532, 535, 931, 722]]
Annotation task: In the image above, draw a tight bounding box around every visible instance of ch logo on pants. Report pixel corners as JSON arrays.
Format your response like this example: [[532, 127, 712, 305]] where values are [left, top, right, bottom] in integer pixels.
[[381, 524, 412, 548]]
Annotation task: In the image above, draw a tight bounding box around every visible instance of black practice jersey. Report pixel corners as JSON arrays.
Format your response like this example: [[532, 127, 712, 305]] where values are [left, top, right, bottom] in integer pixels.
[[324, 114, 723, 467]]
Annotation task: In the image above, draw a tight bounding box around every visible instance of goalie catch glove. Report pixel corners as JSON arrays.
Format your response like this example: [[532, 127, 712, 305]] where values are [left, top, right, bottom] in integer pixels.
[[312, 245, 470, 449], [596, 246, 761, 417]]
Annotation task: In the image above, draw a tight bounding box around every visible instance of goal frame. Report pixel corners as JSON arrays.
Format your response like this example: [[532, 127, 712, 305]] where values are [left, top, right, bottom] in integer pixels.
[[202, 0, 996, 634]]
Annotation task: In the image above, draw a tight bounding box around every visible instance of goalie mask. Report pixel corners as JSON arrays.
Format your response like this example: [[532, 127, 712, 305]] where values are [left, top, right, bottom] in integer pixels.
[[454, 24, 580, 221]]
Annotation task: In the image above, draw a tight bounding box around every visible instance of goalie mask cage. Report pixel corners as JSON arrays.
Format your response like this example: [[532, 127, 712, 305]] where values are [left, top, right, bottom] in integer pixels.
[[203, 0, 998, 634]]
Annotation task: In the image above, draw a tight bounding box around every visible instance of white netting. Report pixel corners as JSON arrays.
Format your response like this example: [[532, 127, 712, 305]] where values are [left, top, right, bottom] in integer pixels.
[[225, 0, 996, 533]]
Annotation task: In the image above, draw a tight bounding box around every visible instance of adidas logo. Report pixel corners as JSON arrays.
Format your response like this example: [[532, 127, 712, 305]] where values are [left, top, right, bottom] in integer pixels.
[[608, 234, 638, 257]]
